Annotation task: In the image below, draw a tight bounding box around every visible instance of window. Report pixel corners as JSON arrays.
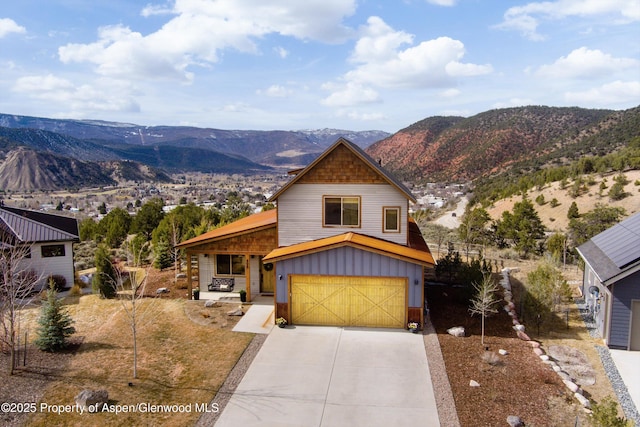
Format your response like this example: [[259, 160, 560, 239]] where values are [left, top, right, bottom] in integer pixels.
[[383, 207, 401, 233], [324, 196, 360, 227], [41, 244, 65, 258], [216, 254, 245, 276]]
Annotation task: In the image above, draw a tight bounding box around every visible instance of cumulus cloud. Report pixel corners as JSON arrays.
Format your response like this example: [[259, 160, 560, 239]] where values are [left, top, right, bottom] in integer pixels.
[[565, 80, 640, 105], [0, 18, 26, 38], [274, 46, 289, 58], [536, 47, 639, 79], [322, 17, 491, 106], [13, 74, 140, 114], [495, 0, 640, 40], [58, 0, 356, 82], [321, 81, 380, 106]]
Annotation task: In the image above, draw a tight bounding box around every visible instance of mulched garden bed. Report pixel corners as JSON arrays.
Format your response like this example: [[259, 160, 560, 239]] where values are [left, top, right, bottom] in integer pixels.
[[427, 282, 584, 427]]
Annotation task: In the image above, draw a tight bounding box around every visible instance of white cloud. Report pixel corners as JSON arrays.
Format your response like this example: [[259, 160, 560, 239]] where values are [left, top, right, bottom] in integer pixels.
[[58, 0, 356, 82], [492, 98, 536, 109], [321, 81, 380, 106], [340, 110, 386, 121], [565, 80, 640, 105], [426, 0, 457, 6], [495, 0, 640, 40], [13, 74, 140, 114], [274, 46, 289, 58], [536, 47, 639, 79], [257, 85, 292, 97], [0, 18, 26, 38], [322, 17, 491, 106]]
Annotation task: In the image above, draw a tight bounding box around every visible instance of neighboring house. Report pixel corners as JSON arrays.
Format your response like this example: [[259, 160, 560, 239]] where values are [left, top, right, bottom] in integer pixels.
[[177, 138, 435, 329], [0, 205, 80, 291], [576, 211, 640, 350]]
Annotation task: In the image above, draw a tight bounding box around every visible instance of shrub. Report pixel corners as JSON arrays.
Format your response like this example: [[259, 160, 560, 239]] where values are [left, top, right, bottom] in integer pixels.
[[69, 284, 82, 296], [550, 198, 560, 208], [47, 274, 67, 292], [590, 396, 631, 427]]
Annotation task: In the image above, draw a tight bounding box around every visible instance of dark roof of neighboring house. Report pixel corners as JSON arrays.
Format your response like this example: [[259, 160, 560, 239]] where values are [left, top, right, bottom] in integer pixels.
[[576, 211, 640, 284], [0, 206, 79, 244], [269, 137, 416, 203]]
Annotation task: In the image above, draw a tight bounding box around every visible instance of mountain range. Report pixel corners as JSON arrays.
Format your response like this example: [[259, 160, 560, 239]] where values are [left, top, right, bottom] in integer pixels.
[[0, 105, 638, 191]]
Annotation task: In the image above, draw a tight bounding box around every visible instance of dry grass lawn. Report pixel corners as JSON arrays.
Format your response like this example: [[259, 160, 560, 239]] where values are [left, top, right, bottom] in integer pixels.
[[16, 294, 253, 426]]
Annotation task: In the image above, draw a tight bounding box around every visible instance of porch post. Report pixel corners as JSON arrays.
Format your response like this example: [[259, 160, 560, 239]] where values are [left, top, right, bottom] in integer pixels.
[[245, 253, 251, 302], [187, 251, 192, 300]]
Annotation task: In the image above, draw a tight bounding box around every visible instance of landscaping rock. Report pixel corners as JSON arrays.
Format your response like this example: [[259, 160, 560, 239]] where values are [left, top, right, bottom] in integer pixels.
[[447, 326, 465, 337], [563, 379, 580, 393], [558, 371, 572, 381], [507, 415, 524, 427], [516, 331, 531, 341], [574, 392, 591, 408], [75, 389, 108, 413], [227, 307, 244, 316], [527, 340, 541, 348], [513, 324, 525, 332], [548, 345, 597, 386], [156, 287, 169, 294], [533, 347, 544, 356], [499, 349, 508, 356], [539, 355, 550, 362], [469, 380, 480, 387], [204, 300, 218, 308], [176, 273, 187, 279]]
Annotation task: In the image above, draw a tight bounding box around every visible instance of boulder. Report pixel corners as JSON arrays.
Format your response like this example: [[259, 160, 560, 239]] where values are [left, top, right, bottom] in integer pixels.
[[574, 392, 590, 408], [513, 324, 525, 332], [527, 340, 541, 348], [447, 326, 465, 337], [533, 347, 544, 356], [227, 307, 244, 316], [507, 415, 524, 427], [176, 273, 187, 279], [540, 355, 550, 362], [156, 287, 170, 294], [516, 331, 531, 341], [204, 300, 218, 308], [469, 380, 480, 387], [75, 389, 108, 413], [499, 349, 508, 356]]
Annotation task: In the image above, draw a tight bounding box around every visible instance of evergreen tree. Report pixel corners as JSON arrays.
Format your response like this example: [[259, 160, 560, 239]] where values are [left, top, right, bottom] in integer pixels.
[[153, 240, 172, 270], [567, 201, 579, 219], [34, 282, 76, 352], [93, 245, 117, 298]]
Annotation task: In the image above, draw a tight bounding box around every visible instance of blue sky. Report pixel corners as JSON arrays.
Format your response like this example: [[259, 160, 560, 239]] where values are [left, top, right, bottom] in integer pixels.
[[1, 0, 639, 132]]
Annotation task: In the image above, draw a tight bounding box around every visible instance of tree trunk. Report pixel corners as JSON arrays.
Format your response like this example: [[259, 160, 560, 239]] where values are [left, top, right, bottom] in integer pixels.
[[132, 325, 137, 379]]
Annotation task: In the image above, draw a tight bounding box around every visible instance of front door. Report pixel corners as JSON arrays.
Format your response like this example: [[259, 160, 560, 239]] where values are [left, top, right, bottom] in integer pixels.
[[260, 258, 275, 294]]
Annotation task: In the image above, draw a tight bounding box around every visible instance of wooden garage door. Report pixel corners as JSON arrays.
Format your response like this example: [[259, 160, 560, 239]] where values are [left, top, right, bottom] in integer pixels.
[[290, 275, 406, 328]]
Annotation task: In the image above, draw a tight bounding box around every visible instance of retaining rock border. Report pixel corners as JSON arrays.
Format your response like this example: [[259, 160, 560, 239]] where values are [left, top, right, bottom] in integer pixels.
[[500, 269, 590, 409]]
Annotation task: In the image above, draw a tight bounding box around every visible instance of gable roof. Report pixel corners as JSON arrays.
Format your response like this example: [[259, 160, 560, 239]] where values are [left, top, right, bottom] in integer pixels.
[[576, 211, 640, 285], [0, 206, 79, 244], [269, 137, 416, 203], [262, 231, 435, 266], [176, 209, 277, 249]]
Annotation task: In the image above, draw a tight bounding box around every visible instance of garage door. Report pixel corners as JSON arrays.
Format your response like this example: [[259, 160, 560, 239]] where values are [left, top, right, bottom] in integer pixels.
[[290, 275, 406, 328]]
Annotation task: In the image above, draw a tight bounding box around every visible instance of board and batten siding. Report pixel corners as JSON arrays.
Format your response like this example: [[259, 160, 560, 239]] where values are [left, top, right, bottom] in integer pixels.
[[277, 183, 408, 247], [274, 246, 423, 307], [608, 270, 640, 349]]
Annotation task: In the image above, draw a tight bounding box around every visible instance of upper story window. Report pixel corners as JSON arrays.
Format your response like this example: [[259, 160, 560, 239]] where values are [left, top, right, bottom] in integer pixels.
[[41, 244, 65, 258], [383, 207, 401, 233], [324, 196, 360, 227], [216, 254, 245, 276]]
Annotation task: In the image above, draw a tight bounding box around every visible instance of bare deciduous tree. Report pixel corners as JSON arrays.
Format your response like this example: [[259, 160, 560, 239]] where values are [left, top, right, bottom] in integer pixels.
[[0, 235, 41, 375], [469, 274, 500, 346]]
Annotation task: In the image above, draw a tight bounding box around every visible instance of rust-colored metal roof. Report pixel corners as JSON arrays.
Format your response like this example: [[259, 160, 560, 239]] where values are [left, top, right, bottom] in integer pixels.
[[176, 209, 276, 248], [263, 231, 435, 266]]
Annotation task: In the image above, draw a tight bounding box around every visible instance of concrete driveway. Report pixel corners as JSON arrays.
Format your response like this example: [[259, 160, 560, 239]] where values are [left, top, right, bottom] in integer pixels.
[[214, 326, 440, 426]]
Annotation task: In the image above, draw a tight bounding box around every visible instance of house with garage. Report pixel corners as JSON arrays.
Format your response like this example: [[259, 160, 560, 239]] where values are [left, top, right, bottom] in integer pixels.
[[576, 211, 640, 350], [177, 137, 435, 329], [0, 205, 80, 291]]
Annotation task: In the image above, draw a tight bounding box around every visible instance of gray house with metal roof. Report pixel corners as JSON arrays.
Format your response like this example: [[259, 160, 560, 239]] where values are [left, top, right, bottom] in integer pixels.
[[0, 205, 79, 291], [576, 211, 640, 350]]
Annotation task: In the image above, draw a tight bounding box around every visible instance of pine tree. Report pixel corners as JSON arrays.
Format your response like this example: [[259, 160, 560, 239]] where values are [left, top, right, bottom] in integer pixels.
[[34, 282, 76, 352], [93, 245, 117, 298]]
